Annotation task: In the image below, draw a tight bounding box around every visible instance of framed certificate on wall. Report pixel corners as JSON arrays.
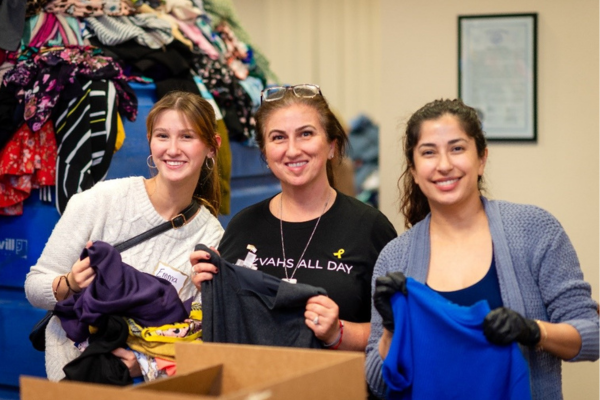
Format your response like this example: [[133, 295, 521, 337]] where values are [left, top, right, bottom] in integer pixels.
[[458, 13, 537, 141]]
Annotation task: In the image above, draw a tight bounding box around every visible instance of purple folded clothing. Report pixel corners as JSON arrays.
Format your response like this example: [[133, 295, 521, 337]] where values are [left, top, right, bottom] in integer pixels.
[[54, 240, 189, 342]]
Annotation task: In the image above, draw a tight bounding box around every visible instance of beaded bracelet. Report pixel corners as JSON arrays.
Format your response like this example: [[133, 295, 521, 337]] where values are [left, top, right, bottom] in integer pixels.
[[323, 320, 344, 350]]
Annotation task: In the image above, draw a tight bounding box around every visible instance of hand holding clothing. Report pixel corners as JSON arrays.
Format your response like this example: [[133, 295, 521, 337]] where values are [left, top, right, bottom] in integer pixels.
[[374, 272, 407, 333], [111, 347, 141, 378], [69, 241, 96, 292], [484, 307, 541, 346], [190, 246, 220, 289], [305, 295, 340, 344]]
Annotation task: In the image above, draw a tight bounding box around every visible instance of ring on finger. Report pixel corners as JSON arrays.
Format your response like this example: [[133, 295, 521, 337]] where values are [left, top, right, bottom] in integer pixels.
[[313, 315, 320, 325]]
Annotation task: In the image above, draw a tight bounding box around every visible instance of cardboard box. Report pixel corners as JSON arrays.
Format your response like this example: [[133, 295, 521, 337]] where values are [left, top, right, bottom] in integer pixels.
[[20, 342, 367, 400]]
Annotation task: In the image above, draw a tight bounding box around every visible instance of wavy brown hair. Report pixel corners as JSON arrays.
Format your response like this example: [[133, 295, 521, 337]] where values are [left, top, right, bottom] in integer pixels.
[[254, 87, 348, 187], [399, 99, 487, 228], [146, 91, 221, 216]]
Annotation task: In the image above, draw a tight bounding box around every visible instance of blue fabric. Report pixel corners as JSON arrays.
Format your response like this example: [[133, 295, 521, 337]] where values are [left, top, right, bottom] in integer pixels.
[[433, 256, 503, 310], [382, 278, 532, 400]]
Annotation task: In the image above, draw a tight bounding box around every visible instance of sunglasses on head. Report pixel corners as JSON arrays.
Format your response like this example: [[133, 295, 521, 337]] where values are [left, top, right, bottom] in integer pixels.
[[260, 84, 322, 103]]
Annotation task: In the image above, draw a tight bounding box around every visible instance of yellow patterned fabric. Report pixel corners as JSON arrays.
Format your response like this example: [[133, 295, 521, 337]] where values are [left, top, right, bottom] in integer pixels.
[[127, 337, 177, 360], [126, 302, 203, 343]]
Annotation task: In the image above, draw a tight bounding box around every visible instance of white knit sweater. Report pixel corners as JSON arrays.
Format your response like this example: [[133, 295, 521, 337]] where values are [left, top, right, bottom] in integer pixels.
[[24, 177, 224, 381]]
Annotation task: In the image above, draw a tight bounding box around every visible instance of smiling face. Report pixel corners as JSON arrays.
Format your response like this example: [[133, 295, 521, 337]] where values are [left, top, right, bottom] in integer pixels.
[[149, 109, 216, 188], [411, 114, 487, 211], [263, 103, 335, 192]]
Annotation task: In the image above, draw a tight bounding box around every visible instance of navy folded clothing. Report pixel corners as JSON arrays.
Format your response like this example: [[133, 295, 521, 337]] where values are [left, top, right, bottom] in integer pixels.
[[199, 244, 326, 348]]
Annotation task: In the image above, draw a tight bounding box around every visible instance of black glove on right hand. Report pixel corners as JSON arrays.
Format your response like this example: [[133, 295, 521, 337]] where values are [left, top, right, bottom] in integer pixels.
[[483, 307, 541, 346], [374, 272, 408, 333]]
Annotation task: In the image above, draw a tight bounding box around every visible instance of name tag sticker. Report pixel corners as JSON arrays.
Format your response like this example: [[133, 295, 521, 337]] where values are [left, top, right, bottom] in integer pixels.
[[154, 263, 188, 293]]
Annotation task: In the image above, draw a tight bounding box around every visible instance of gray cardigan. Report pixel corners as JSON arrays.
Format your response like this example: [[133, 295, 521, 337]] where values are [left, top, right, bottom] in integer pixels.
[[365, 197, 599, 400]]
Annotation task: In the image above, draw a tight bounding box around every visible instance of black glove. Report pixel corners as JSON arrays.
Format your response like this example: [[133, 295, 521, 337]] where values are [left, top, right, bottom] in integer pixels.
[[483, 307, 541, 346], [374, 272, 408, 333]]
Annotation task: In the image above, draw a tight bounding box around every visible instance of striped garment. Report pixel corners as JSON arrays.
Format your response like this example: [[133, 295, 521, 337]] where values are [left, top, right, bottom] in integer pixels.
[[85, 14, 174, 49], [53, 79, 118, 214]]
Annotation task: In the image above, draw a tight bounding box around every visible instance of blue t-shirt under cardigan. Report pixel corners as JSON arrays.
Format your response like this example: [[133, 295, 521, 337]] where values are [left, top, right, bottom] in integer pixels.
[[432, 256, 503, 310]]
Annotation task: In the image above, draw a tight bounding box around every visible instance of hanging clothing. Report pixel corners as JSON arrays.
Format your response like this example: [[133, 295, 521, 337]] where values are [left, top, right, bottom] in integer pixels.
[[382, 278, 531, 400], [173, 18, 220, 59], [135, 4, 195, 51], [3, 46, 137, 133], [23, 12, 84, 48], [53, 79, 118, 213], [84, 14, 174, 49], [215, 21, 248, 80], [162, 0, 202, 22], [44, 0, 105, 18], [0, 0, 27, 51], [0, 83, 21, 151], [191, 52, 255, 143], [199, 244, 326, 349], [237, 76, 262, 113], [0, 120, 56, 215], [88, 37, 197, 96], [26, 0, 52, 18]]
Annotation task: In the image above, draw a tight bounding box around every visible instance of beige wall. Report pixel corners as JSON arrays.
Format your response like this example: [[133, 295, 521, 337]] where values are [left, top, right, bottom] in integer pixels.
[[232, 0, 382, 125], [233, 0, 599, 398]]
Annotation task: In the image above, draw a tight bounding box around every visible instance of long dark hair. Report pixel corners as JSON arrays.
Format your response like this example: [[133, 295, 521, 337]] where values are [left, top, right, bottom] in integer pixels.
[[254, 88, 348, 187], [399, 99, 487, 228], [146, 91, 221, 216]]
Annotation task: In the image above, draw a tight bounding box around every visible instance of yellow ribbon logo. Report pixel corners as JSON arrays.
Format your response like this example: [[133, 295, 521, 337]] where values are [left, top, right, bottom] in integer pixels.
[[333, 249, 345, 259]]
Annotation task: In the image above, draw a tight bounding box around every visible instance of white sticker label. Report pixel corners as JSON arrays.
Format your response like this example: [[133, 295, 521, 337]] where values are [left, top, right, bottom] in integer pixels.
[[154, 262, 188, 293]]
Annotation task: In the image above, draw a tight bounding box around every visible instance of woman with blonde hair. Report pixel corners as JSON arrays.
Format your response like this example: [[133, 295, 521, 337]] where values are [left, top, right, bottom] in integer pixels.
[[25, 91, 224, 382]]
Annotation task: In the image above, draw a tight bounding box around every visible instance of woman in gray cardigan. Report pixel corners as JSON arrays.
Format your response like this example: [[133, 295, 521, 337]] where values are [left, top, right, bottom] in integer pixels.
[[365, 99, 598, 399]]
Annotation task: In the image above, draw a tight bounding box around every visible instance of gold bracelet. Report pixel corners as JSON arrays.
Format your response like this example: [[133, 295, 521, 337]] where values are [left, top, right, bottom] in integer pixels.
[[535, 320, 548, 351]]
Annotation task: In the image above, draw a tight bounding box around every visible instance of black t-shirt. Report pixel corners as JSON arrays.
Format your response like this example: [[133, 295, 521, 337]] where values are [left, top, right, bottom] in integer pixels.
[[219, 192, 397, 323]]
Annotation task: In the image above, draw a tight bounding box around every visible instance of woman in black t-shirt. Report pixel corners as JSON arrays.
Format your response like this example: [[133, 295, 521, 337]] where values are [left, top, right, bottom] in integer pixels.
[[191, 84, 396, 351]]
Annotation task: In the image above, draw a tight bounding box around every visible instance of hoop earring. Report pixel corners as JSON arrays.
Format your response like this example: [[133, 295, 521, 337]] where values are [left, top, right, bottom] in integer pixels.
[[205, 157, 215, 171], [147, 155, 157, 169]]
